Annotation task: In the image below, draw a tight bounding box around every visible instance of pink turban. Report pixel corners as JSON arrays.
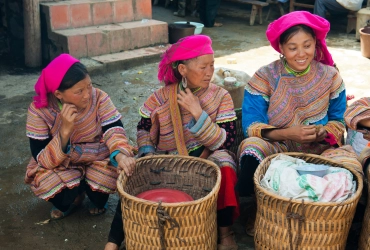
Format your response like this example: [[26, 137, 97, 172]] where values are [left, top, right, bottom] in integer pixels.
[[158, 35, 214, 85], [33, 54, 79, 108], [266, 11, 334, 66]]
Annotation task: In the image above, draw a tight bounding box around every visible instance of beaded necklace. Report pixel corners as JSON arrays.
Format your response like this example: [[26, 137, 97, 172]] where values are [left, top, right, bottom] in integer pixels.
[[179, 82, 201, 93], [283, 59, 311, 76]]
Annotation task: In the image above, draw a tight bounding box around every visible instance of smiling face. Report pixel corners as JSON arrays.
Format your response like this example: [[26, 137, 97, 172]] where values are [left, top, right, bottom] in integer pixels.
[[54, 75, 92, 110], [279, 29, 316, 72], [178, 54, 214, 89]]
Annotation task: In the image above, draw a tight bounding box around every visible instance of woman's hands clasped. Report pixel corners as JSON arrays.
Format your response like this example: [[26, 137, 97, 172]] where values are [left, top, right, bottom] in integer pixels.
[[177, 88, 203, 121], [115, 153, 136, 176], [285, 125, 327, 144]]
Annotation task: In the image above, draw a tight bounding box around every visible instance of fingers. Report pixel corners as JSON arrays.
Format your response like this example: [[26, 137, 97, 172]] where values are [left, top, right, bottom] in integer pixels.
[[117, 156, 136, 176], [61, 103, 78, 120]]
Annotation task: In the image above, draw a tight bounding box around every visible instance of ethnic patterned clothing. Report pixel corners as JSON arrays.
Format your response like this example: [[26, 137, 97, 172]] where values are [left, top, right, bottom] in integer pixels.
[[138, 83, 237, 161], [25, 88, 133, 200], [137, 83, 239, 217], [238, 59, 362, 175], [345, 97, 370, 167]]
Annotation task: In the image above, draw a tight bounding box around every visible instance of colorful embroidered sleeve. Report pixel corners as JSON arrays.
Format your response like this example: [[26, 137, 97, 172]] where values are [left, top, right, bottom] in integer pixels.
[[215, 91, 237, 123], [324, 88, 347, 146], [345, 97, 370, 132], [37, 135, 69, 169], [189, 112, 227, 151], [242, 89, 276, 138], [189, 87, 237, 152], [98, 90, 133, 157], [26, 103, 68, 168], [188, 91, 237, 150], [26, 103, 50, 140]]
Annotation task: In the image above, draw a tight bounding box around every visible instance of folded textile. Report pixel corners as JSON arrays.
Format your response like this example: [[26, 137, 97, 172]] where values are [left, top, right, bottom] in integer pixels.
[[260, 154, 355, 202]]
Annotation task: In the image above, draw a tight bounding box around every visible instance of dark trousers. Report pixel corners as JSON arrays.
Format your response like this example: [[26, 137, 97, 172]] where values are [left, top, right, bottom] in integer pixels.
[[107, 200, 234, 246], [199, 0, 221, 27], [314, 0, 349, 18], [236, 155, 259, 197], [48, 179, 109, 212]]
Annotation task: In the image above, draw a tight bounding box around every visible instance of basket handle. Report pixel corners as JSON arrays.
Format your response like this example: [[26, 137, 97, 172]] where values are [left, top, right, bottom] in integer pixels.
[[156, 201, 185, 249]]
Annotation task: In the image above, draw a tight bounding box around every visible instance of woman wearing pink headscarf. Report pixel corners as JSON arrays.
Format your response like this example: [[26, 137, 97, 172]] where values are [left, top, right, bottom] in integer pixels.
[[25, 54, 135, 219], [236, 11, 362, 236], [105, 35, 239, 250]]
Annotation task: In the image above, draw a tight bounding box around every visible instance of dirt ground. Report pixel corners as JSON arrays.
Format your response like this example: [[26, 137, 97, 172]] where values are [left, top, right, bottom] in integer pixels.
[[0, 3, 367, 250]]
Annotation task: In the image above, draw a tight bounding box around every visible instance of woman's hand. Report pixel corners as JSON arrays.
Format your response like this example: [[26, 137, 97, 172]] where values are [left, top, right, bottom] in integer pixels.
[[315, 125, 328, 142], [284, 125, 317, 144], [116, 153, 136, 176], [177, 88, 203, 120], [59, 103, 78, 139]]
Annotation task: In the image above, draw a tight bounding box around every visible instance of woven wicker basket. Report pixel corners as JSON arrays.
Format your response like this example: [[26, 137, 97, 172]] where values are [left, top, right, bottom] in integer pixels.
[[358, 165, 370, 250], [253, 152, 363, 250], [230, 108, 244, 155], [117, 155, 221, 250]]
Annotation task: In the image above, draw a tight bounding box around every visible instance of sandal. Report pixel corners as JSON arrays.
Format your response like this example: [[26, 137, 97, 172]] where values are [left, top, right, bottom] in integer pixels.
[[89, 202, 108, 216], [50, 193, 85, 220], [218, 231, 238, 250], [214, 22, 223, 27], [50, 204, 76, 220]]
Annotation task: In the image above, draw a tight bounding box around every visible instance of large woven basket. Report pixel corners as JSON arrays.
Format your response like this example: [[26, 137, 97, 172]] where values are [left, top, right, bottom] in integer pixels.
[[253, 152, 363, 250], [117, 155, 221, 250], [358, 164, 370, 250]]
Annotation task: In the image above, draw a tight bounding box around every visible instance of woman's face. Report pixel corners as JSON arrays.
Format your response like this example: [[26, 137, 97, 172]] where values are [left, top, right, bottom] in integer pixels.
[[279, 30, 316, 72], [54, 75, 92, 110], [179, 54, 214, 89]]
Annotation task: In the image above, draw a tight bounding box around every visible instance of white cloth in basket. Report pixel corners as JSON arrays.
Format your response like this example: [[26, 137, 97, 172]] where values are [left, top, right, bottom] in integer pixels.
[[260, 154, 356, 202]]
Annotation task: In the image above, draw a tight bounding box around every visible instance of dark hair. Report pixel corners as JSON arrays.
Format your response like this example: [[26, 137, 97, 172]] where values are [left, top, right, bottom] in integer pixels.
[[279, 25, 316, 45], [58, 62, 88, 91], [172, 58, 196, 82]]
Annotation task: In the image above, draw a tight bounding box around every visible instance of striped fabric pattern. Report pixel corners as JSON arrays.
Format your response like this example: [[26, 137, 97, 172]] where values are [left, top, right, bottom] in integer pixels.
[[25, 88, 133, 200], [345, 97, 370, 131], [138, 83, 236, 154], [345, 97, 370, 167], [246, 60, 345, 145]]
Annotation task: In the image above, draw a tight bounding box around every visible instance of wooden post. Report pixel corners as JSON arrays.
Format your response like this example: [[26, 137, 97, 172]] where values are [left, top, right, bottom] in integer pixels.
[[23, 0, 41, 67]]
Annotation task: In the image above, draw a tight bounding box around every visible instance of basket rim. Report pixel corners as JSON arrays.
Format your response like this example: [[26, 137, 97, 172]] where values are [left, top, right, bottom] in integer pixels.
[[117, 155, 222, 207], [253, 152, 364, 206]]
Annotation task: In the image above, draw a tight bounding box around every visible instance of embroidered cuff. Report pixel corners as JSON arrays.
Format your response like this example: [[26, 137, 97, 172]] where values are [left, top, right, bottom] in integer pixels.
[[138, 146, 156, 157], [189, 111, 208, 133], [110, 150, 120, 167]]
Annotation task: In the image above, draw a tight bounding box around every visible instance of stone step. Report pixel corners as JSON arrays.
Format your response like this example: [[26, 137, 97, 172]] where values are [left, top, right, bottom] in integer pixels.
[[48, 20, 168, 58], [82, 44, 171, 75], [41, 0, 152, 31]]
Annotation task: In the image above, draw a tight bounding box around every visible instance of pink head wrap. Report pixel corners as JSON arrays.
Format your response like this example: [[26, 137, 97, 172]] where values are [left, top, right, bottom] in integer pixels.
[[266, 11, 334, 66], [158, 35, 214, 85], [33, 54, 80, 108]]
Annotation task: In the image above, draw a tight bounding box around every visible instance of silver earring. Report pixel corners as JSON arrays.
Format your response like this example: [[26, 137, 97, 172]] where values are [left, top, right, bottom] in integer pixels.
[[279, 53, 285, 63], [181, 77, 187, 88]]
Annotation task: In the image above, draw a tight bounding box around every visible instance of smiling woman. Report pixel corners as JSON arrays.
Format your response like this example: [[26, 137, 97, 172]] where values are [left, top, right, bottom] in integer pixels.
[[236, 11, 363, 237]]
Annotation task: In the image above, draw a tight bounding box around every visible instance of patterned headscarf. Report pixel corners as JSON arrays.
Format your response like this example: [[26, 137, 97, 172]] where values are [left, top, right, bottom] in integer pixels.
[[158, 35, 214, 85], [33, 54, 79, 108], [266, 11, 334, 66]]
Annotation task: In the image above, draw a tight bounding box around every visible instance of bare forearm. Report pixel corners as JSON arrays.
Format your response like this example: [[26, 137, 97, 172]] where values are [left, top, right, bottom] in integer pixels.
[[359, 118, 370, 128]]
